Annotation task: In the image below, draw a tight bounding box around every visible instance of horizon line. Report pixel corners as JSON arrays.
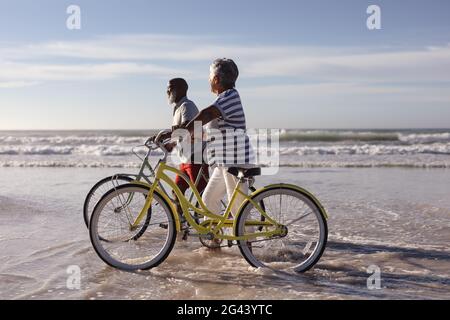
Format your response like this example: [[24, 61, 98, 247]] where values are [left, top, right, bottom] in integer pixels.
[[1, 127, 450, 132]]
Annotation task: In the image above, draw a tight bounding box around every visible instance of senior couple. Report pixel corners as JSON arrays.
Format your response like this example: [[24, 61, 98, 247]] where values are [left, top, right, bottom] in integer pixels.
[[158, 58, 255, 230]]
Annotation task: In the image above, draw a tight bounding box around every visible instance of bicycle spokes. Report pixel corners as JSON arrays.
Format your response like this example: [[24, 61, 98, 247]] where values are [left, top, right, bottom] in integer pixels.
[[237, 187, 327, 272]]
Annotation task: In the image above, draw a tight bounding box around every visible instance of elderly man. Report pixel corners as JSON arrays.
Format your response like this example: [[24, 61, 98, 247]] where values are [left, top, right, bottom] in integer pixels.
[[163, 78, 209, 198], [185, 58, 254, 220]]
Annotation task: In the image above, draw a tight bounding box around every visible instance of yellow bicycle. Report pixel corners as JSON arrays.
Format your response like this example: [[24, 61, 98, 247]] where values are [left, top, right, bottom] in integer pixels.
[[89, 131, 328, 273]]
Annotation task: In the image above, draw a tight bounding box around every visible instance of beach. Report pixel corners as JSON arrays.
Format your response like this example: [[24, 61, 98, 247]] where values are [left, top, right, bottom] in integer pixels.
[[0, 130, 449, 299], [0, 166, 449, 299]]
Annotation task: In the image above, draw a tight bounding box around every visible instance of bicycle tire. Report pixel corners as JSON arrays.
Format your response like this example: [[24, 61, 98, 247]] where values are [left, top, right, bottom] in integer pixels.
[[83, 175, 134, 228], [235, 186, 328, 273], [89, 183, 176, 271]]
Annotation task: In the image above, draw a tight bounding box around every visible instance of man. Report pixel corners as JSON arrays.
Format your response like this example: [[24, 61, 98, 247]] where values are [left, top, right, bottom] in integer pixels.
[[163, 78, 209, 199], [185, 58, 254, 219]]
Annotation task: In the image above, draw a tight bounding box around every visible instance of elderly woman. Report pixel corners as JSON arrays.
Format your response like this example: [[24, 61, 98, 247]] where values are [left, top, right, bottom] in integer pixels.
[[185, 58, 255, 219]]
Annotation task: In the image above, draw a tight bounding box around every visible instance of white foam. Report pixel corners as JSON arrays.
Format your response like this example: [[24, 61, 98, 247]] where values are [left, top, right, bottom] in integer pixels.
[[0, 135, 145, 145], [0, 145, 160, 156], [279, 130, 450, 144], [1, 132, 450, 168], [1, 159, 449, 168], [279, 143, 450, 156], [399, 132, 450, 144], [0, 160, 141, 168]]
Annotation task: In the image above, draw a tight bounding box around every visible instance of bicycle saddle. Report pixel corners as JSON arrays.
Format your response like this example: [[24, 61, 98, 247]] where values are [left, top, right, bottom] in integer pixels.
[[227, 167, 261, 178]]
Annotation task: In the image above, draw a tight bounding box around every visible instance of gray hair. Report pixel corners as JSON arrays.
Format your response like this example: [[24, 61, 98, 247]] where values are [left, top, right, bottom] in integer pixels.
[[210, 58, 239, 89]]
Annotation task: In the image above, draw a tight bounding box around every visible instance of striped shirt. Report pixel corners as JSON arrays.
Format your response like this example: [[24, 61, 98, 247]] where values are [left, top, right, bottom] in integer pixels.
[[206, 88, 255, 167]]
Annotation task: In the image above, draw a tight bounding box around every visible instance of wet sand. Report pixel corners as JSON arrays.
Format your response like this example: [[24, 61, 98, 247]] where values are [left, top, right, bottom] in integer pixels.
[[0, 167, 449, 299]]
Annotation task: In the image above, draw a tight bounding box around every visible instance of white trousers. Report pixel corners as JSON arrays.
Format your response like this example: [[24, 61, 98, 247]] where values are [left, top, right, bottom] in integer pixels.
[[202, 166, 248, 216]]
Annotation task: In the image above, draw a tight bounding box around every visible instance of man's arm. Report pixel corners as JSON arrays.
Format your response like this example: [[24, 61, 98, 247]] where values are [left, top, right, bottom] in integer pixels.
[[164, 104, 199, 151], [164, 121, 188, 152], [184, 105, 222, 133], [170, 103, 198, 132], [160, 104, 219, 151]]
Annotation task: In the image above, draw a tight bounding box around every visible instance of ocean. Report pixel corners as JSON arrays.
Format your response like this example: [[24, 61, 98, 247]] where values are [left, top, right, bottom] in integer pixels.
[[1, 129, 450, 168], [0, 129, 449, 299]]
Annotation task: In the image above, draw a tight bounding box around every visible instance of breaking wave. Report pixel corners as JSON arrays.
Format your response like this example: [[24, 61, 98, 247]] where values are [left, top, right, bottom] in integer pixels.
[[279, 130, 450, 144], [1, 160, 449, 169], [1, 130, 449, 169], [1, 143, 449, 156]]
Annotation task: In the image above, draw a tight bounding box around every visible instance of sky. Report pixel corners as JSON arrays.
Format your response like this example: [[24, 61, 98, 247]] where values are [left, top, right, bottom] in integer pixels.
[[0, 0, 450, 130]]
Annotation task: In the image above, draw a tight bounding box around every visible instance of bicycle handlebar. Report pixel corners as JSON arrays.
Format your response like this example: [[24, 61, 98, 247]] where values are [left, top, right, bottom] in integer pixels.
[[140, 129, 172, 161]]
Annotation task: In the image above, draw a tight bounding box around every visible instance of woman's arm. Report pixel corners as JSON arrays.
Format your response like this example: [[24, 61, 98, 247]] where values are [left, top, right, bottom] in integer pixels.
[[184, 105, 221, 133]]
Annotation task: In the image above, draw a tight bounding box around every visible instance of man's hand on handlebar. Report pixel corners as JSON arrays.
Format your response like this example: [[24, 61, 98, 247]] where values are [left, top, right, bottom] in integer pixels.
[[145, 136, 156, 147], [145, 129, 174, 151], [164, 141, 176, 152], [146, 130, 170, 145]]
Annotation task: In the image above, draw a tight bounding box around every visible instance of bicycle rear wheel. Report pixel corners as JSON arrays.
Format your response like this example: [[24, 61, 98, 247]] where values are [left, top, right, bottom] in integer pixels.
[[83, 175, 133, 228], [89, 184, 176, 271], [235, 186, 327, 273]]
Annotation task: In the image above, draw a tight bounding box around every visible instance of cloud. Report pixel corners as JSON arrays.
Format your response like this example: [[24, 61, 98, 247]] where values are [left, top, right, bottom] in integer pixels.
[[0, 34, 449, 88], [0, 34, 306, 62], [243, 45, 450, 83], [0, 81, 40, 88], [240, 82, 450, 103], [0, 61, 189, 83]]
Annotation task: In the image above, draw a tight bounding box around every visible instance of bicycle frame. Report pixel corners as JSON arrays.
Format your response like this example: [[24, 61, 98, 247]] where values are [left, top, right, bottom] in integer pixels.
[[113, 145, 209, 205], [131, 161, 284, 241]]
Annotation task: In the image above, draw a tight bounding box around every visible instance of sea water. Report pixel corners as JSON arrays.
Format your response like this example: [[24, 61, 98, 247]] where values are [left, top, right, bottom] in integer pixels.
[[0, 129, 449, 299]]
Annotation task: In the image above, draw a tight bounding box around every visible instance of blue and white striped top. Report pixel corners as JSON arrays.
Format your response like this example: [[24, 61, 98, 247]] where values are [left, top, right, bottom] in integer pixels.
[[215, 88, 246, 130], [206, 88, 255, 166]]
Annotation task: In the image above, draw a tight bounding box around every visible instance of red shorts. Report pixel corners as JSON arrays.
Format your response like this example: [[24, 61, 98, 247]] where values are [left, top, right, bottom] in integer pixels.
[[175, 163, 209, 195]]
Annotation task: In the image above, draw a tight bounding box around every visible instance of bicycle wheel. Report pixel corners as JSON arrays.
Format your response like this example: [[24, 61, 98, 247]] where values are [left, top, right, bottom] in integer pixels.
[[83, 175, 133, 228], [89, 183, 176, 271], [235, 186, 328, 273]]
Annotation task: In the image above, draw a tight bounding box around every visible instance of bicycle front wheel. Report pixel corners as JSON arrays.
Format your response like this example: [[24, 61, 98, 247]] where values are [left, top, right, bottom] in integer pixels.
[[236, 186, 328, 273], [89, 184, 176, 271]]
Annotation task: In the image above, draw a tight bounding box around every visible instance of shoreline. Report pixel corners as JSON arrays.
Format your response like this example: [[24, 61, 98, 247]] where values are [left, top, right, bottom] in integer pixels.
[[1, 166, 449, 299], [1, 163, 450, 169]]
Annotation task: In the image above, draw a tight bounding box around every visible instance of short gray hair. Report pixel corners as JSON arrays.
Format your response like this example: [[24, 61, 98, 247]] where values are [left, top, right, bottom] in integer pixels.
[[210, 58, 239, 89]]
